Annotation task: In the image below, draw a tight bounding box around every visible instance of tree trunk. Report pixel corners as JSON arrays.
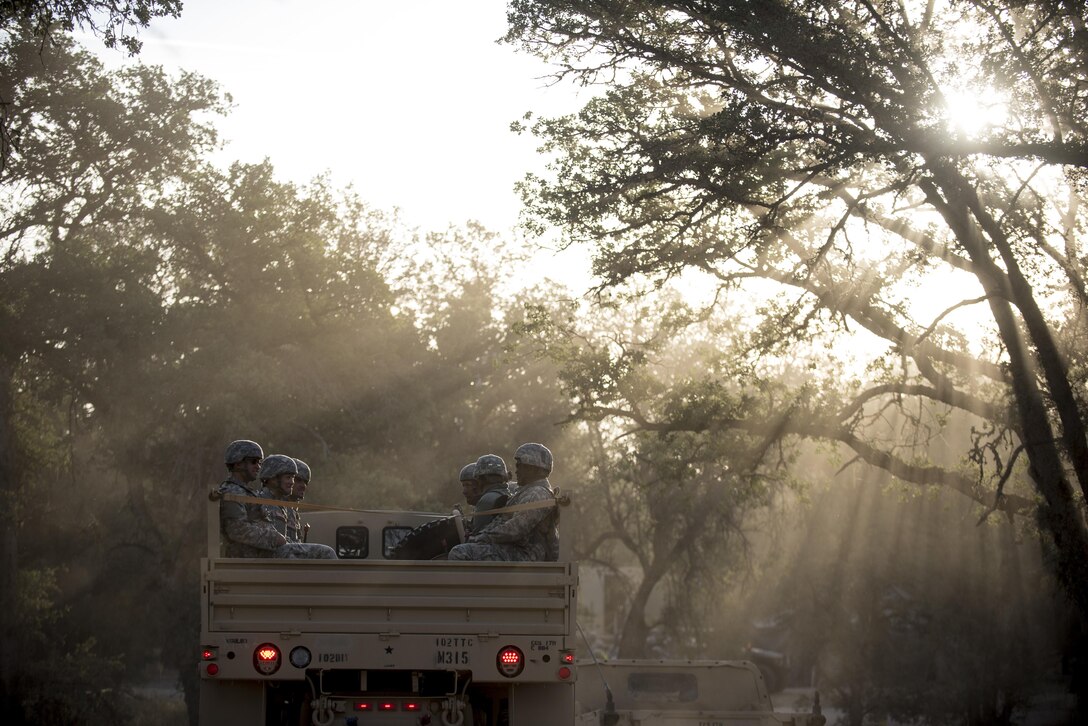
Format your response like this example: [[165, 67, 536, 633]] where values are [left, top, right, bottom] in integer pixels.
[[616, 576, 657, 658], [947, 166, 1088, 500], [925, 169, 1088, 710], [0, 523, 15, 721], [0, 369, 19, 721]]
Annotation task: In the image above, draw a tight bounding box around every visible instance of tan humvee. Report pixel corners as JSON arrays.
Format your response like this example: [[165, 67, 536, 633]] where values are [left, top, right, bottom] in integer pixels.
[[575, 659, 825, 726]]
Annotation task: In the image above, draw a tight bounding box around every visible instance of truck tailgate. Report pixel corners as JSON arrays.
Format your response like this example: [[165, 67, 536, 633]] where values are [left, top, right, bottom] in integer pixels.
[[203, 558, 577, 635]]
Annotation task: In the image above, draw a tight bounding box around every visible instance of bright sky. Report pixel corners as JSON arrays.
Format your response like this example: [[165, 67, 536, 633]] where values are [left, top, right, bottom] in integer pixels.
[[93, 0, 585, 237], [87, 1, 999, 323]]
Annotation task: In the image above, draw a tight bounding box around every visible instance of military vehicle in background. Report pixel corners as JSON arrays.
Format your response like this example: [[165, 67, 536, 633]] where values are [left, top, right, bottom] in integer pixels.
[[575, 659, 825, 726]]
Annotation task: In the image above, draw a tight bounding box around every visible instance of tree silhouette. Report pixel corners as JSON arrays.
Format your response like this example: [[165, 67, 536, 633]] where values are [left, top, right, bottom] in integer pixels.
[[506, 0, 1088, 684]]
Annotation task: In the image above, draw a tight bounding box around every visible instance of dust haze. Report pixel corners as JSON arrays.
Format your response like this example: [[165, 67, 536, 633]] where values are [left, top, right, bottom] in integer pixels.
[[2, 2, 1086, 726]]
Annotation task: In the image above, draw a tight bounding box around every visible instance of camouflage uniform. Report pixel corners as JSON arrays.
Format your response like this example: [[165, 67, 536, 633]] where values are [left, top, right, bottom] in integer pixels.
[[270, 541, 337, 559], [221, 453, 336, 559], [219, 478, 287, 557], [259, 454, 337, 560], [257, 491, 336, 559], [258, 485, 304, 543], [285, 507, 304, 544], [289, 457, 312, 542], [448, 477, 557, 562]]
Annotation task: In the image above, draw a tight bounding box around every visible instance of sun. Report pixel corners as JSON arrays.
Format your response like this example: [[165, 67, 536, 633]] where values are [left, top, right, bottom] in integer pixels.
[[942, 86, 1009, 137]]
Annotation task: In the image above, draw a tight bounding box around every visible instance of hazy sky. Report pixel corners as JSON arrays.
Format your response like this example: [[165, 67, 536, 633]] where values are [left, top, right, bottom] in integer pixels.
[[95, 0, 585, 234], [86, 2, 988, 313]]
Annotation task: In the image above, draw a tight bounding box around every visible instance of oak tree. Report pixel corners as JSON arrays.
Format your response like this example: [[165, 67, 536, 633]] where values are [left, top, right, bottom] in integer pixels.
[[507, 0, 1088, 636]]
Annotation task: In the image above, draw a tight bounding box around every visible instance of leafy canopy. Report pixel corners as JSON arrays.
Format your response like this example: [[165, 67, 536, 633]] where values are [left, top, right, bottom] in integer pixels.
[[506, 0, 1088, 625]]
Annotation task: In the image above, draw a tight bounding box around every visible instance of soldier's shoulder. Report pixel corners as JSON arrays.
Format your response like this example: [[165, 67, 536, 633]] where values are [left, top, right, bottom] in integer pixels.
[[219, 481, 249, 495], [513, 483, 553, 503]]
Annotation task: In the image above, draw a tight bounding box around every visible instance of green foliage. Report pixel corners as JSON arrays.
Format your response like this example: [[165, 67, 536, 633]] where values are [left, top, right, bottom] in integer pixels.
[[505, 1, 1088, 708], [0, 1, 182, 54], [507, 0, 1088, 589], [12, 568, 130, 725], [0, 24, 578, 724], [742, 476, 1058, 725], [515, 291, 791, 656]]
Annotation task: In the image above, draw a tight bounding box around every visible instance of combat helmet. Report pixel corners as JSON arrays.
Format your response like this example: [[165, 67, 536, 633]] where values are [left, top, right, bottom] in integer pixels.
[[474, 454, 509, 479], [258, 454, 298, 481], [225, 439, 263, 465], [514, 442, 553, 473], [293, 458, 311, 483], [459, 463, 477, 482]]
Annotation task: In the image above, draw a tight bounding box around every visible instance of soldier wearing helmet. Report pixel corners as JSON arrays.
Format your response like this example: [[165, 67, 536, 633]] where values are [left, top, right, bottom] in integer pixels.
[[218, 442, 336, 559], [218, 439, 283, 557], [448, 443, 558, 562], [286, 457, 312, 542], [225, 439, 263, 482], [458, 463, 480, 505], [256, 455, 301, 542], [292, 459, 312, 501], [467, 454, 511, 532], [257, 455, 337, 560]]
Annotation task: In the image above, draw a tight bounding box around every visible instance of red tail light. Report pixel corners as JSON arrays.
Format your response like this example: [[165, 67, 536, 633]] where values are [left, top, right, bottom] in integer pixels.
[[496, 645, 525, 677], [253, 643, 281, 675]]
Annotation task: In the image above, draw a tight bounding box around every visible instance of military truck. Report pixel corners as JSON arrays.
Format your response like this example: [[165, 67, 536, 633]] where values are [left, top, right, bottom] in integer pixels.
[[198, 493, 577, 726], [575, 659, 825, 726]]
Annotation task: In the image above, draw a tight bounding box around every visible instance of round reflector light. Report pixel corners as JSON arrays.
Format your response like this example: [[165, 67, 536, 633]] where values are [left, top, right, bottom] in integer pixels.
[[253, 643, 282, 675], [289, 646, 312, 669], [496, 645, 525, 677], [558, 666, 572, 680], [206, 663, 219, 676]]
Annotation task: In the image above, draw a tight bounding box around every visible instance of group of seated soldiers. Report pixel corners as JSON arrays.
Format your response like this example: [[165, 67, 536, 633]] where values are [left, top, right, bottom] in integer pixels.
[[217, 440, 559, 562], [217, 441, 337, 559]]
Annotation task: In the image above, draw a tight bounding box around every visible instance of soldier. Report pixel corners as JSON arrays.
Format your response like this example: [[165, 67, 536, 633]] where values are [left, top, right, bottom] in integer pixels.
[[468, 454, 511, 532], [288, 457, 312, 542], [458, 462, 479, 507], [219, 439, 283, 557], [256, 454, 337, 559], [292, 458, 311, 501], [257, 454, 302, 543], [448, 443, 558, 562]]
